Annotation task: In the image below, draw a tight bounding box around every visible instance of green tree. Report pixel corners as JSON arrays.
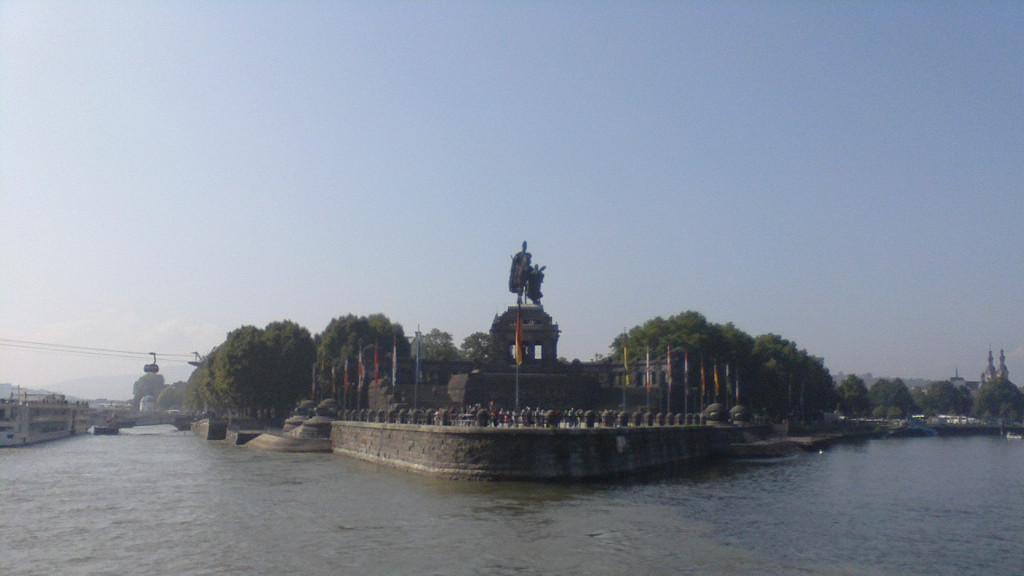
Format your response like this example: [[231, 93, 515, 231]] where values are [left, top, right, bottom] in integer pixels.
[[262, 320, 316, 416], [212, 325, 269, 417], [974, 377, 1024, 421], [836, 374, 870, 417], [132, 373, 166, 409], [460, 332, 493, 365], [420, 328, 460, 361], [156, 381, 187, 410], [750, 333, 836, 419], [184, 347, 224, 412], [612, 311, 836, 419], [317, 314, 409, 387], [917, 380, 973, 416], [868, 378, 917, 419]]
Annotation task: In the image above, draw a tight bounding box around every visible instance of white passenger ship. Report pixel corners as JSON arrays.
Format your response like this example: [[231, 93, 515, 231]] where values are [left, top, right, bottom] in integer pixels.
[[0, 390, 91, 447]]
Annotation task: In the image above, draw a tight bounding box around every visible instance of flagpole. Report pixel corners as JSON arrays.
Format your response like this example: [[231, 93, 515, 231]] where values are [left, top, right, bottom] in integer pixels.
[[735, 368, 741, 406], [683, 350, 689, 424], [357, 343, 364, 412], [700, 354, 706, 416], [622, 331, 629, 413], [311, 364, 317, 402], [725, 363, 731, 410], [515, 304, 523, 410], [645, 346, 651, 413], [414, 327, 421, 411], [667, 345, 673, 416], [343, 358, 350, 410]]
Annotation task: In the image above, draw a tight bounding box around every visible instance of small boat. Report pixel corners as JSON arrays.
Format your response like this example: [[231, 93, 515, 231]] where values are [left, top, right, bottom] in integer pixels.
[[93, 416, 120, 435], [1006, 432, 1023, 440], [889, 422, 938, 438]]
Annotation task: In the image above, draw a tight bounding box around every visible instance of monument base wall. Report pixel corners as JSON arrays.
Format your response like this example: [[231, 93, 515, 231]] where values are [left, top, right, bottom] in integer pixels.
[[447, 371, 603, 409], [330, 421, 712, 481]]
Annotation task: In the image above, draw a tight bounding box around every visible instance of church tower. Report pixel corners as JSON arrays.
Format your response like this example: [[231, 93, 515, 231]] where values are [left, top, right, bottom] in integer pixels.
[[997, 349, 1009, 381], [981, 349, 997, 384]]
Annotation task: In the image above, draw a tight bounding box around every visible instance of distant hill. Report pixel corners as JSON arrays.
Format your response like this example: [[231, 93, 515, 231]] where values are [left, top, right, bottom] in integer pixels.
[[1, 383, 64, 399], [4, 364, 196, 402], [833, 373, 939, 390]]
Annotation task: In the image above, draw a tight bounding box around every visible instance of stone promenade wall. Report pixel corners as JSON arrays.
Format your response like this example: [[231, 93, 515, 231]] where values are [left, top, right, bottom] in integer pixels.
[[330, 421, 712, 481]]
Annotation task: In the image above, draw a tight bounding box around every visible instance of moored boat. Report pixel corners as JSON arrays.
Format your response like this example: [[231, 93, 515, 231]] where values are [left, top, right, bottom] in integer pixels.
[[0, 391, 92, 447]]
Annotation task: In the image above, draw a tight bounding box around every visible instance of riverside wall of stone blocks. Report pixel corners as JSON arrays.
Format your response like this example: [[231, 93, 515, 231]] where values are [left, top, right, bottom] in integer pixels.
[[330, 421, 713, 481], [191, 418, 227, 440]]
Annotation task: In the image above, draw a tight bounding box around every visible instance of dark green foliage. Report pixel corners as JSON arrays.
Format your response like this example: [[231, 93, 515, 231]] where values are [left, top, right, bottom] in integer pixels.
[[974, 377, 1024, 421], [132, 373, 165, 410], [156, 381, 187, 411], [419, 328, 459, 362], [185, 320, 315, 417], [316, 313, 408, 390], [915, 380, 973, 416], [868, 378, 917, 419], [836, 374, 871, 417], [612, 311, 837, 418], [460, 332, 493, 365]]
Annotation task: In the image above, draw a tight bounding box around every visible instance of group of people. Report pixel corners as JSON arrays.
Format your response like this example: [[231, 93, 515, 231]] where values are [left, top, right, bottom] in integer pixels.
[[446, 405, 590, 428]]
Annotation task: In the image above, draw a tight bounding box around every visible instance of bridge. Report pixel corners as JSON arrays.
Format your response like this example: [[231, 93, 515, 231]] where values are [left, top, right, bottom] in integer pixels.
[[91, 409, 193, 431]]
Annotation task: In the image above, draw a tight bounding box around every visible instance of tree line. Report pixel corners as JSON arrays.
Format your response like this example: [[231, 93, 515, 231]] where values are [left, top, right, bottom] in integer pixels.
[[613, 311, 837, 419], [836, 373, 1024, 421], [183, 314, 492, 417], [179, 309, 1023, 422]]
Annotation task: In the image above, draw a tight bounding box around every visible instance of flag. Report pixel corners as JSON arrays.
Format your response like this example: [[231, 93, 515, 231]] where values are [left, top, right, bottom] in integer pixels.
[[358, 349, 364, 389], [311, 364, 317, 399], [683, 349, 689, 392], [374, 342, 379, 386], [700, 359, 706, 398], [343, 358, 350, 394], [645, 347, 651, 392], [735, 369, 741, 404], [331, 364, 337, 396], [714, 363, 720, 398], [515, 305, 524, 365], [667, 346, 673, 394], [624, 338, 630, 386], [415, 328, 422, 384], [392, 335, 398, 388], [725, 363, 730, 404]]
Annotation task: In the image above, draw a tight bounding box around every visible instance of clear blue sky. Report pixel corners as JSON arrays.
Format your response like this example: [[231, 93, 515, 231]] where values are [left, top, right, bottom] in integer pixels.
[[2, 1, 1021, 399]]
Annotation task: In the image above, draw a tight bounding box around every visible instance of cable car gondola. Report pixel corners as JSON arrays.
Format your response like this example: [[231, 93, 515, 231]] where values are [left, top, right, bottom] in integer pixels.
[[143, 352, 159, 374]]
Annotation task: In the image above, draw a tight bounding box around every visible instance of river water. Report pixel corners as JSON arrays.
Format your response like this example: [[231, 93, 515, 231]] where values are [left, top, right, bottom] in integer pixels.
[[2, 427, 1022, 576]]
